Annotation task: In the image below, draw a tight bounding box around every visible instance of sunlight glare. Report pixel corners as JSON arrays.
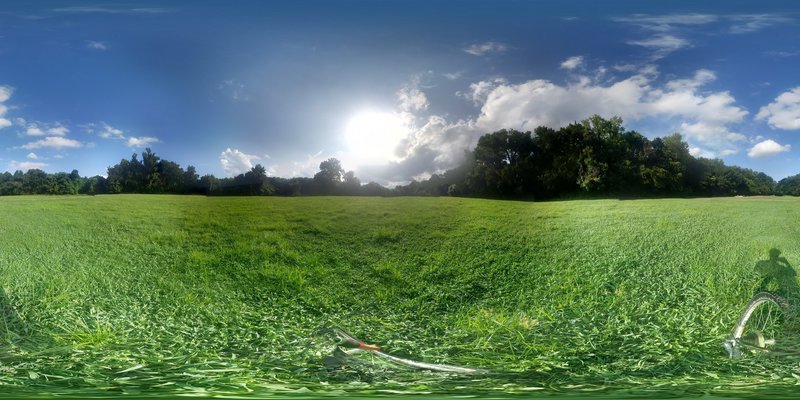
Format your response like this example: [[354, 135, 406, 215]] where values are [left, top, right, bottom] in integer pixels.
[[345, 111, 409, 164]]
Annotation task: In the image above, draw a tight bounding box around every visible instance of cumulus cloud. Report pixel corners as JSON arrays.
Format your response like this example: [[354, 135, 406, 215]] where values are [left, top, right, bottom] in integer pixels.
[[380, 67, 749, 182], [678, 122, 745, 149], [361, 116, 480, 184], [268, 151, 328, 178], [748, 139, 791, 158], [0, 85, 12, 129], [220, 148, 260, 176], [560, 56, 584, 70], [470, 68, 746, 149], [126, 136, 159, 148], [8, 160, 48, 171], [48, 125, 69, 136], [86, 40, 108, 50], [689, 146, 715, 158], [26, 152, 38, 159], [463, 41, 508, 56], [756, 87, 800, 130], [0, 85, 11, 103], [21, 136, 83, 149], [397, 86, 428, 112], [460, 78, 508, 106]]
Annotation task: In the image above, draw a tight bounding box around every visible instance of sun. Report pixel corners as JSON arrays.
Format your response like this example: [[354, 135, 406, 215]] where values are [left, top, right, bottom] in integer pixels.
[[345, 111, 409, 164]]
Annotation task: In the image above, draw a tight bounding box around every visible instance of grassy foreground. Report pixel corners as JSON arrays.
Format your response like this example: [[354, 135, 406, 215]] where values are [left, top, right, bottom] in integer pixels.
[[1, 195, 799, 397]]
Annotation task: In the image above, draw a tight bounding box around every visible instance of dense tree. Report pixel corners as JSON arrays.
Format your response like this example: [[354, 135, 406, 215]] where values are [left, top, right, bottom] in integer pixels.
[[199, 174, 220, 195], [466, 129, 536, 196], [777, 173, 800, 196], [183, 165, 200, 193], [313, 158, 344, 194], [81, 176, 107, 195], [342, 170, 361, 195], [398, 115, 782, 199]]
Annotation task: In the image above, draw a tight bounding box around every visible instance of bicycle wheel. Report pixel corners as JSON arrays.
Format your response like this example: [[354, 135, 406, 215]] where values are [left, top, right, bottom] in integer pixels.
[[731, 292, 789, 353]]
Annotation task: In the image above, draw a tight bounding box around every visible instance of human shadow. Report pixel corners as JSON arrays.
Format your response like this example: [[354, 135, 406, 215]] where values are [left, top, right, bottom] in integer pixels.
[[755, 249, 800, 300]]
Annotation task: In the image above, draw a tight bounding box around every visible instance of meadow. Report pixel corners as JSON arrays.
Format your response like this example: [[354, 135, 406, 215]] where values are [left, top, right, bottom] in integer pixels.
[[0, 194, 799, 398]]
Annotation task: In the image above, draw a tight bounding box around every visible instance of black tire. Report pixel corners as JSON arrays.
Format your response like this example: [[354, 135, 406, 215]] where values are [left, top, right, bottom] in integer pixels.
[[732, 292, 790, 353]]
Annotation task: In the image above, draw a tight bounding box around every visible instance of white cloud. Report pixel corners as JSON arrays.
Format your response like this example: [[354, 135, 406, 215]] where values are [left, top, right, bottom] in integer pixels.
[[48, 124, 69, 135], [330, 67, 756, 184], [560, 56, 584, 70], [22, 136, 83, 149], [8, 160, 48, 171], [25, 124, 43, 136], [472, 68, 746, 146], [443, 71, 463, 80], [126, 136, 159, 148], [24, 122, 68, 136], [86, 40, 108, 50], [614, 14, 718, 32], [463, 41, 508, 56], [26, 152, 38, 159], [460, 78, 508, 106], [0, 85, 12, 103], [764, 50, 800, 58], [98, 122, 126, 139], [729, 14, 792, 34], [756, 87, 800, 130], [613, 64, 638, 72], [628, 34, 690, 58], [268, 151, 327, 178], [615, 13, 791, 62], [397, 86, 428, 112], [748, 139, 791, 158], [0, 85, 12, 129], [689, 146, 715, 158], [614, 13, 788, 35], [220, 148, 260, 176], [678, 122, 745, 149], [365, 68, 752, 183]]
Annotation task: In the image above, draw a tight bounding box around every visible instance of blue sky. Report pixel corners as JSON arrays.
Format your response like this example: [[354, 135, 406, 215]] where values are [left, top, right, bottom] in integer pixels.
[[1, 1, 799, 183]]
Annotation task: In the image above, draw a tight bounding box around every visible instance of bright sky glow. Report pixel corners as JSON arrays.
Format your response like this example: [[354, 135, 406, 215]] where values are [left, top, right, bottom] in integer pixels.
[[345, 111, 408, 165], [1, 1, 799, 183]]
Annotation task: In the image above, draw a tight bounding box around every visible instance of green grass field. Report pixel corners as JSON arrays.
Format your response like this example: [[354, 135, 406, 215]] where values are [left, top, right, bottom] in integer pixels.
[[1, 195, 799, 397]]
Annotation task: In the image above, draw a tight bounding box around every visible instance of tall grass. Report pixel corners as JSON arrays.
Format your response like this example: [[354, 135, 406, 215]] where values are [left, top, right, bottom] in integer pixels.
[[0, 195, 798, 397]]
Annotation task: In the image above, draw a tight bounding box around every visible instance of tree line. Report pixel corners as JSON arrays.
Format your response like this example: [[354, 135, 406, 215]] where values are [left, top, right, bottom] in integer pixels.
[[0, 148, 389, 197], [1, 115, 799, 198], [397, 115, 795, 198]]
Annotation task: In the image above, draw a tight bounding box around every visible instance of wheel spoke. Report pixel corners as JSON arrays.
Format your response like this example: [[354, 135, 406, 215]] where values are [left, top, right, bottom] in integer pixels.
[[732, 293, 789, 354]]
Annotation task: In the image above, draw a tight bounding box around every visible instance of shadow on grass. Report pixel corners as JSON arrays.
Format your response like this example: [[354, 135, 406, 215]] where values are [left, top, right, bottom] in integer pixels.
[[755, 249, 799, 300]]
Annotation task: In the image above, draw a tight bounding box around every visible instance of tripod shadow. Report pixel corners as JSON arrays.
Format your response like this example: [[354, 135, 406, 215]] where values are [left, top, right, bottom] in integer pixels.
[[755, 249, 800, 300]]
